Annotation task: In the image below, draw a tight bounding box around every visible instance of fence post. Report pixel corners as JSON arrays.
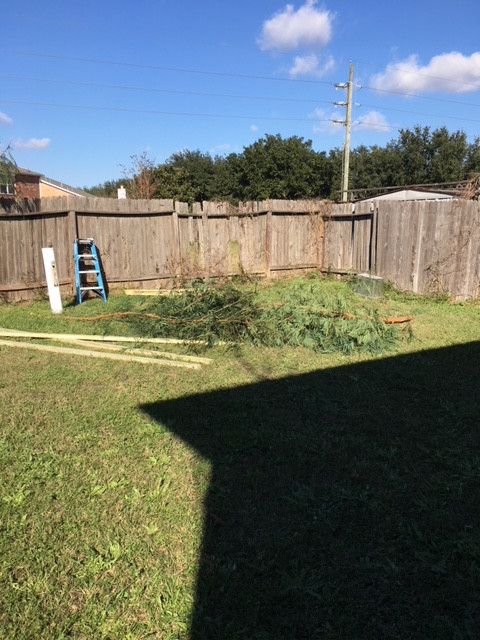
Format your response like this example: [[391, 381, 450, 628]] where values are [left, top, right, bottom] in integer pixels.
[[67, 208, 78, 290], [316, 210, 323, 269], [265, 208, 272, 277], [371, 205, 378, 275], [172, 202, 182, 279], [202, 205, 210, 279]]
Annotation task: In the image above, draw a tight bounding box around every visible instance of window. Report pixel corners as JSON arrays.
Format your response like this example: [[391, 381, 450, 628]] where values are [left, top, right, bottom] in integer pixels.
[[0, 180, 15, 195]]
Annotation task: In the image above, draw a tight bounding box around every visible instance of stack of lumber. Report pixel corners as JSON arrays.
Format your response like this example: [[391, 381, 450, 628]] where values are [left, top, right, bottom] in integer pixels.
[[0, 328, 212, 369]]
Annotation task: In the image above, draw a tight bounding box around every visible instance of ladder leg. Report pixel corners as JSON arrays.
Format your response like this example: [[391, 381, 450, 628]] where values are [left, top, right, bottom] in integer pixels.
[[90, 243, 107, 302], [73, 240, 82, 304]]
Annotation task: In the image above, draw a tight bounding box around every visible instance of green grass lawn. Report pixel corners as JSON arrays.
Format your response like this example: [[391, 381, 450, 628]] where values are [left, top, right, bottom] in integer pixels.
[[1, 277, 479, 639]]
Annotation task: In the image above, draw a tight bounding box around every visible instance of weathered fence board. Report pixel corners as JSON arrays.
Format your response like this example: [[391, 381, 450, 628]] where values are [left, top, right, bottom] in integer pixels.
[[238, 212, 268, 275], [1, 196, 479, 301]]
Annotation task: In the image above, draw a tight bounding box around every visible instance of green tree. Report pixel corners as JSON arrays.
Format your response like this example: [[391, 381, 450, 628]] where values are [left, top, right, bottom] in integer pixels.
[[389, 125, 469, 185], [85, 125, 479, 202], [210, 153, 244, 202], [389, 125, 432, 184], [154, 164, 196, 202], [348, 144, 402, 197], [165, 150, 217, 203], [429, 127, 468, 183], [0, 143, 17, 196], [327, 147, 343, 200], [237, 134, 330, 201], [465, 136, 480, 177]]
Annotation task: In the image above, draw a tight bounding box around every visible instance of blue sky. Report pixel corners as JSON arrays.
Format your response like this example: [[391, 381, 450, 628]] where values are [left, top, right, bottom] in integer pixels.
[[2, 0, 480, 188]]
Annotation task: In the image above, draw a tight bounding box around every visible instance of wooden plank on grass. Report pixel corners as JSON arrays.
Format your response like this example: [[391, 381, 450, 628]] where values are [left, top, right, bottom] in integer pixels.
[[0, 339, 201, 368], [0, 327, 221, 346], [66, 339, 212, 364]]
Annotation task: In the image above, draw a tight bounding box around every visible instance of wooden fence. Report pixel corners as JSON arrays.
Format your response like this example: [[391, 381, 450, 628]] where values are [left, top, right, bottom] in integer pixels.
[[1, 196, 479, 301]]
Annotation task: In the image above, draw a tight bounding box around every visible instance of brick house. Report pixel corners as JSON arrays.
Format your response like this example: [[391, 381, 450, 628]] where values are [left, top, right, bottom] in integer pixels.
[[0, 166, 90, 198]]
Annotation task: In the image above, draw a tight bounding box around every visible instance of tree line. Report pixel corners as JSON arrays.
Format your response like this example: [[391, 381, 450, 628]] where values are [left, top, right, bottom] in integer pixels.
[[85, 126, 480, 202]]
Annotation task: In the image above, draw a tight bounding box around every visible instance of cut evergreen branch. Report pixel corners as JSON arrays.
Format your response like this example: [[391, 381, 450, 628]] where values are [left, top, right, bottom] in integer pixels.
[[118, 279, 408, 354]]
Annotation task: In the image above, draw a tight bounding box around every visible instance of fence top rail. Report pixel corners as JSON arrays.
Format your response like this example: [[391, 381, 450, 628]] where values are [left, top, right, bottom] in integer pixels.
[[177, 209, 332, 219], [1, 197, 336, 217], [0, 209, 70, 219], [0, 195, 177, 216], [2, 196, 478, 218]]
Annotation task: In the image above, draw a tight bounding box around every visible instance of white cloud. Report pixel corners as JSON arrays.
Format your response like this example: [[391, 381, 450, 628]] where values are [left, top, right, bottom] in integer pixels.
[[211, 144, 232, 155], [258, 0, 333, 52], [371, 52, 480, 94], [209, 143, 242, 156], [250, 124, 259, 132], [289, 53, 334, 78], [311, 107, 388, 135], [311, 108, 343, 134], [0, 112, 13, 125], [355, 111, 389, 132], [14, 138, 51, 150]]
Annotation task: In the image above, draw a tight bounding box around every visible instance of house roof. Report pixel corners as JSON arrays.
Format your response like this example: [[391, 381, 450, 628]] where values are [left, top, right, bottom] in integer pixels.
[[357, 187, 458, 202], [15, 167, 91, 197], [40, 176, 91, 198], [15, 167, 42, 177]]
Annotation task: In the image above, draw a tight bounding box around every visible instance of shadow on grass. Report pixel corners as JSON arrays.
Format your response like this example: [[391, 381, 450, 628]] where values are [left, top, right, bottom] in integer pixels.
[[141, 342, 480, 640]]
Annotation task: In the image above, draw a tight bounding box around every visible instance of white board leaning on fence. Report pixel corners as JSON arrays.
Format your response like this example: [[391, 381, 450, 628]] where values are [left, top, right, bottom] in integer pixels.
[[41, 247, 63, 314]]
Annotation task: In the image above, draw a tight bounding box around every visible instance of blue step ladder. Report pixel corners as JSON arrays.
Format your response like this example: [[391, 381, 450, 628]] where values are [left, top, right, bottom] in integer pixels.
[[73, 238, 107, 303]]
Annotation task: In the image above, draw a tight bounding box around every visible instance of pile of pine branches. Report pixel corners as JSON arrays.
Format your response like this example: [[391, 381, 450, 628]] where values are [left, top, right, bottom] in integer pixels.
[[124, 280, 408, 354]]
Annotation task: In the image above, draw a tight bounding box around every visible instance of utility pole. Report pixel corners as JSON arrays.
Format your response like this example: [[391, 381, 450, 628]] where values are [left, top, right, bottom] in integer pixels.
[[334, 63, 354, 202]]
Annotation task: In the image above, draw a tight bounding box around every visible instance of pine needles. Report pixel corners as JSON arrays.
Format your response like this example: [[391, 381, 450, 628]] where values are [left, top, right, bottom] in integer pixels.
[[122, 279, 407, 354], [126, 283, 259, 346]]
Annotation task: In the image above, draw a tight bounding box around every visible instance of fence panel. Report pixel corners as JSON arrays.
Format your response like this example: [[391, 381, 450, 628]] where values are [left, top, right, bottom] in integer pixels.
[[323, 205, 355, 272], [375, 200, 480, 299], [76, 211, 177, 283], [0, 211, 72, 294]]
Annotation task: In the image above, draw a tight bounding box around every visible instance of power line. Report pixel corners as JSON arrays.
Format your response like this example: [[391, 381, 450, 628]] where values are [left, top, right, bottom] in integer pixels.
[[5, 73, 480, 131], [4, 50, 480, 147], [5, 49, 480, 110], [0, 74, 333, 106], [352, 120, 391, 132], [5, 73, 480, 127], [360, 83, 480, 107], [357, 102, 480, 125], [0, 98, 334, 124], [0, 49, 334, 86]]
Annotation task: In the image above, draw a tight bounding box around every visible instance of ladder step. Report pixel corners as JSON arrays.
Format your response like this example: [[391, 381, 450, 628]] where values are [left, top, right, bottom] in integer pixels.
[[80, 286, 103, 291], [78, 270, 100, 274]]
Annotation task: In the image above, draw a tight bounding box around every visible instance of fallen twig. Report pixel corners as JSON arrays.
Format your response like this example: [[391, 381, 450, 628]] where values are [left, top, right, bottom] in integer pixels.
[[61, 311, 168, 322], [124, 289, 186, 296]]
